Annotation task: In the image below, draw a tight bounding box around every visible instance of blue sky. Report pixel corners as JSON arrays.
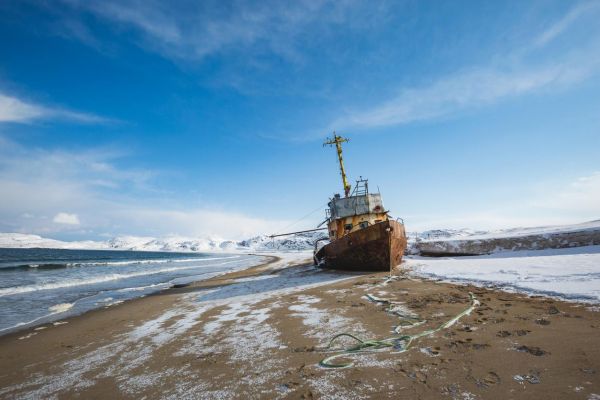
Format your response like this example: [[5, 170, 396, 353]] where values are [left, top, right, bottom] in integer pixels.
[[0, 0, 599, 240]]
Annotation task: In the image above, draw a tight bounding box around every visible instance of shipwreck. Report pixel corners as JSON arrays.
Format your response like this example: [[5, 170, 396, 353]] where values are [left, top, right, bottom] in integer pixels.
[[273, 133, 407, 271]]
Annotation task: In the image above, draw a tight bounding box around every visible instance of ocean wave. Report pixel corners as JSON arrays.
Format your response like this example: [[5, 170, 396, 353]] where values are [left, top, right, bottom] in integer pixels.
[[0, 255, 240, 271], [0, 263, 73, 271], [0, 258, 246, 297], [0, 301, 76, 333]]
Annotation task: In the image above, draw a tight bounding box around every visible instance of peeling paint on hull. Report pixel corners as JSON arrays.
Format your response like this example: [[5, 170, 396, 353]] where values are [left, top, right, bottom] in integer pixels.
[[315, 220, 407, 271]]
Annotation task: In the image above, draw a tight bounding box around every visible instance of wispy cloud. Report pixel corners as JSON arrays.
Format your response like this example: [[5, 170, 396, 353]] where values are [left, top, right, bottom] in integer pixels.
[[533, 1, 600, 48], [332, 53, 600, 130], [60, 0, 381, 63], [328, 2, 600, 131], [0, 92, 110, 124], [0, 94, 46, 123], [532, 171, 600, 215]]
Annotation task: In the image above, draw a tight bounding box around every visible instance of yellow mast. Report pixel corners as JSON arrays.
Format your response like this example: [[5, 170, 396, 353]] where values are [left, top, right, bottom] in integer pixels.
[[324, 132, 351, 197]]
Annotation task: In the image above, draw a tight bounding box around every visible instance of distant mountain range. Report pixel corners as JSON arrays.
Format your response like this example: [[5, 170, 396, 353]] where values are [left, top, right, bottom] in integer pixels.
[[0, 231, 328, 252], [1, 220, 598, 253]]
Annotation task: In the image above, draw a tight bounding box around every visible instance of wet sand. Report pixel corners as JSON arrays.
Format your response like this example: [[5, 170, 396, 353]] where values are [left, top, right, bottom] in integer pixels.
[[0, 255, 599, 399]]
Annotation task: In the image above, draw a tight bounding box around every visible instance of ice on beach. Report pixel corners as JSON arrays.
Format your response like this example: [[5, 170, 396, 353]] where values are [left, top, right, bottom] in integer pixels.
[[406, 245, 600, 303]]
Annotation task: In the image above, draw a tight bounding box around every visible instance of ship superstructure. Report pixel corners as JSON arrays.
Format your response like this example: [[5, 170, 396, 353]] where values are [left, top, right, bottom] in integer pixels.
[[314, 133, 407, 271]]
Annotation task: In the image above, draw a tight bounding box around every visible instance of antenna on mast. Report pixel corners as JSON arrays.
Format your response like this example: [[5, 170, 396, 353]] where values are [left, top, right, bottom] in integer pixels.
[[324, 131, 351, 197]]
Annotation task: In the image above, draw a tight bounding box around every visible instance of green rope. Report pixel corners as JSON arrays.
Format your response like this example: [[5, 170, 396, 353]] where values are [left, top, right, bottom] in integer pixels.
[[365, 293, 423, 333], [319, 292, 479, 368]]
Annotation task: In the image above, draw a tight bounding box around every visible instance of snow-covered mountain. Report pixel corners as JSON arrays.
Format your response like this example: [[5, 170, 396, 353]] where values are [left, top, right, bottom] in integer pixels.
[[104, 236, 239, 252], [407, 228, 488, 242], [2, 220, 599, 254], [239, 231, 328, 251], [0, 231, 326, 252], [410, 220, 600, 242], [0, 233, 107, 250], [412, 220, 600, 255]]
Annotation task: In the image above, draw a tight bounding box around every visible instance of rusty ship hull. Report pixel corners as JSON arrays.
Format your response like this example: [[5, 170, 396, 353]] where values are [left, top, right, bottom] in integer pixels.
[[314, 219, 407, 271]]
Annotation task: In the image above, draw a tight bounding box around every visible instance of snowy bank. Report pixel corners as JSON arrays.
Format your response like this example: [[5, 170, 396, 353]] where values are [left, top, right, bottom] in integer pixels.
[[406, 245, 600, 304], [413, 220, 600, 256]]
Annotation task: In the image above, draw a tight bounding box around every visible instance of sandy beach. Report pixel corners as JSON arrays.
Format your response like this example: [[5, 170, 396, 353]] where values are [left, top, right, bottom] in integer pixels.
[[0, 253, 599, 399]]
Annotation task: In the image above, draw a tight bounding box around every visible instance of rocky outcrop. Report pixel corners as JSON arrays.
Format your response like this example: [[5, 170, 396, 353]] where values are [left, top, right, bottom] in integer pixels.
[[416, 228, 600, 256]]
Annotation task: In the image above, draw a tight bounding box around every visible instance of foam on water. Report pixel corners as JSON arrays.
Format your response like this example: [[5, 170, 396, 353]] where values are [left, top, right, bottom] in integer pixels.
[[0, 257, 244, 297], [0, 248, 266, 334], [48, 303, 74, 313], [0, 255, 239, 270]]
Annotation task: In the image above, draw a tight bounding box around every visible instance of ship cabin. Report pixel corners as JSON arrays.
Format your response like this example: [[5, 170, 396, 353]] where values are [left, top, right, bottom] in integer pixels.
[[326, 178, 389, 241]]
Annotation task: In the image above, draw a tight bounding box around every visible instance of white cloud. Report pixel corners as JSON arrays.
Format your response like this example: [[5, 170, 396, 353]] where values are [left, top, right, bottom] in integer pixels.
[[0, 92, 110, 124], [406, 172, 600, 232], [0, 136, 288, 239], [53, 212, 81, 225], [533, 171, 600, 215]]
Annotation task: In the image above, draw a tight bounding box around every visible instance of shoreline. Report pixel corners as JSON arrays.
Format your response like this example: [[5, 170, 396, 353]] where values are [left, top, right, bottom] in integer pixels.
[[1, 255, 599, 399], [0, 253, 284, 339]]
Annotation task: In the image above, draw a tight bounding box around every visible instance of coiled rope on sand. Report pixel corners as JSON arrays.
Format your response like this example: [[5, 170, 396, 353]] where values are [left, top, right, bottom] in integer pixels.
[[319, 292, 480, 368]]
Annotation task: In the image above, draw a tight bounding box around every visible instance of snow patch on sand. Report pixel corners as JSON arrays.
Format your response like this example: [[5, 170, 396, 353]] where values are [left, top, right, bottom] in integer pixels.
[[289, 295, 360, 342]]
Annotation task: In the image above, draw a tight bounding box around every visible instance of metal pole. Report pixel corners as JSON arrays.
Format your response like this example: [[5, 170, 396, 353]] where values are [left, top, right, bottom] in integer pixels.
[[269, 227, 328, 238], [324, 132, 351, 197]]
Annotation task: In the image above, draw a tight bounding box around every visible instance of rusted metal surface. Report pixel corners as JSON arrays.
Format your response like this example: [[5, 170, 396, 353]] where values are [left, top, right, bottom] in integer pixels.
[[327, 211, 388, 241], [314, 220, 407, 271]]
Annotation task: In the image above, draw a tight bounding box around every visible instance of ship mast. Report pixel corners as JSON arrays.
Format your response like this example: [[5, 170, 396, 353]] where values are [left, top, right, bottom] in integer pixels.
[[324, 132, 351, 197]]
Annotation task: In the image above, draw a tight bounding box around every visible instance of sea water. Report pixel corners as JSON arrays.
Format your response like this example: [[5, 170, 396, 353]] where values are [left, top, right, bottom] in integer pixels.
[[0, 248, 265, 334]]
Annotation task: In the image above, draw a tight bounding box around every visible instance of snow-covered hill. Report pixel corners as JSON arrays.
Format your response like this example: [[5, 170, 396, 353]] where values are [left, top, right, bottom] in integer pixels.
[[413, 220, 600, 255], [0, 233, 107, 250], [0, 231, 326, 252], [407, 228, 488, 242], [2, 220, 599, 254], [239, 231, 328, 251], [104, 236, 239, 252], [413, 220, 600, 242]]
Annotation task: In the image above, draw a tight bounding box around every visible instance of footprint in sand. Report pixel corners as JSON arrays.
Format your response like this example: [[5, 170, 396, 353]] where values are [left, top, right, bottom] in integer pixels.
[[478, 371, 501, 387], [516, 345, 548, 356]]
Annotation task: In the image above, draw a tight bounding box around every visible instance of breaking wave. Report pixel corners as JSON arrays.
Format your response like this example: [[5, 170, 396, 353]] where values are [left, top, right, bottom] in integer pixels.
[[0, 255, 239, 271], [0, 258, 244, 297]]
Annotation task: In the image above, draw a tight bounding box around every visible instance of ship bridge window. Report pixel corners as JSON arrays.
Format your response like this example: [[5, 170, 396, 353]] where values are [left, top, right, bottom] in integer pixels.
[[359, 221, 369, 229], [344, 223, 353, 231]]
